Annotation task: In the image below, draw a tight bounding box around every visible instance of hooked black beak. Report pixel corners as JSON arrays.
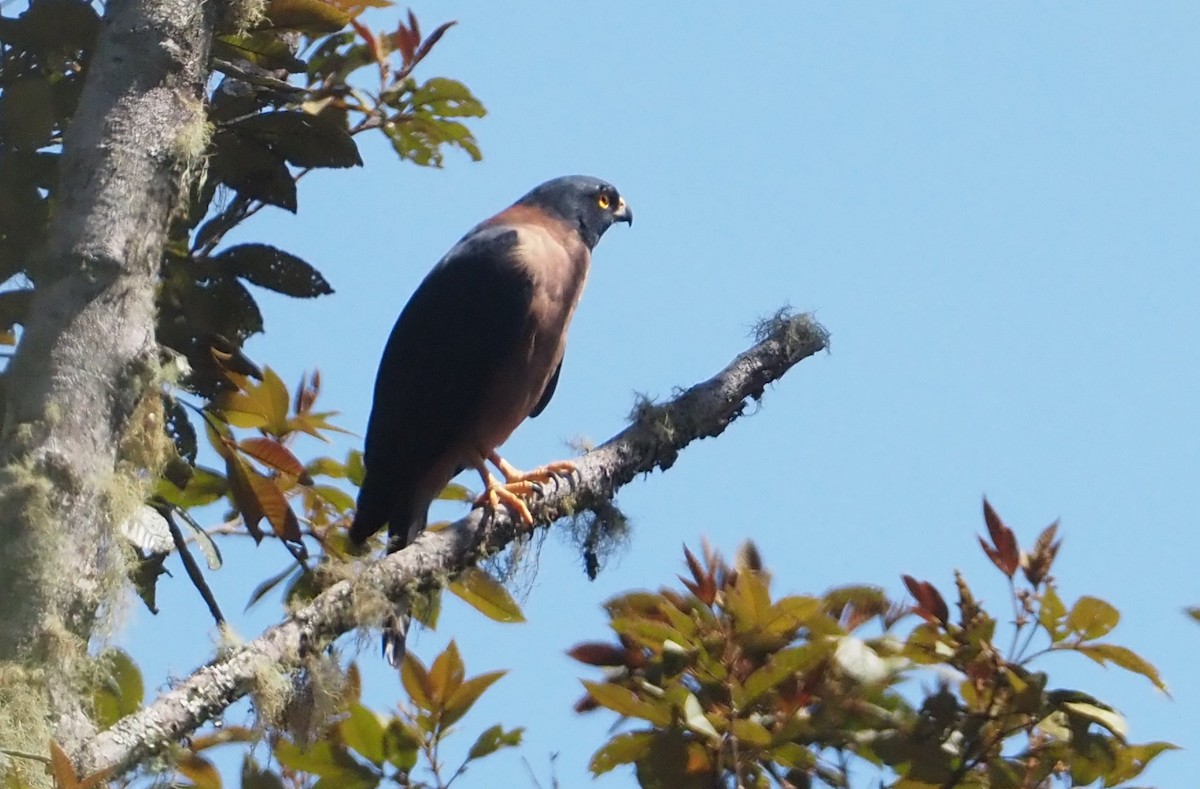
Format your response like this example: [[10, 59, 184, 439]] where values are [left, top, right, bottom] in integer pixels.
[[613, 197, 633, 226]]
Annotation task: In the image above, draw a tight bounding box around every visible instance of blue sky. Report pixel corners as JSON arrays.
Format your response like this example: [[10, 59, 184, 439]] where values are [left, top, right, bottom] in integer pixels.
[[121, 3, 1200, 786]]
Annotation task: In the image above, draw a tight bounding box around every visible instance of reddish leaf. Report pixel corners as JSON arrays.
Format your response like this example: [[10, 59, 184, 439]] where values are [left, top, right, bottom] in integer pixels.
[[1024, 520, 1061, 586], [49, 740, 79, 789], [568, 642, 631, 667], [350, 18, 384, 69], [414, 20, 456, 64], [226, 455, 302, 543], [294, 369, 320, 415], [902, 574, 949, 626], [428, 640, 466, 706], [238, 437, 311, 483], [680, 544, 715, 605], [392, 23, 417, 64], [401, 652, 435, 713], [981, 497, 1020, 577], [574, 693, 600, 713]]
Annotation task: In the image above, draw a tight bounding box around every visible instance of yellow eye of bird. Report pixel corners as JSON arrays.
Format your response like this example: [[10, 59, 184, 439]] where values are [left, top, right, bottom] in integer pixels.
[[597, 194, 611, 210]]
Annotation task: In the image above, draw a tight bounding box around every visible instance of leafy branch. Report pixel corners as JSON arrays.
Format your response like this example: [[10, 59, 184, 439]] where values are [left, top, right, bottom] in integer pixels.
[[75, 311, 830, 781]]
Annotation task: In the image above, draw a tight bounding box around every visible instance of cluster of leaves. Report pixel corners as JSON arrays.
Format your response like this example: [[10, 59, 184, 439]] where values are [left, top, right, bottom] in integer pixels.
[[145, 360, 527, 633], [165, 0, 485, 396], [181, 647, 519, 789], [0, 0, 492, 630], [0, 0, 485, 419], [571, 501, 1173, 788], [62, 645, 520, 789], [0, 0, 99, 344]]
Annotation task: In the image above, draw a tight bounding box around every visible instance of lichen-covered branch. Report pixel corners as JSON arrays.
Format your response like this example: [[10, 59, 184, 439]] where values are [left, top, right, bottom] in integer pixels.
[[78, 312, 829, 779], [0, 0, 218, 764]]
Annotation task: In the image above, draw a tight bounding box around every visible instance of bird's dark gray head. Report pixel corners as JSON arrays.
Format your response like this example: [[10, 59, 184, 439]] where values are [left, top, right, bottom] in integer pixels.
[[517, 175, 632, 249]]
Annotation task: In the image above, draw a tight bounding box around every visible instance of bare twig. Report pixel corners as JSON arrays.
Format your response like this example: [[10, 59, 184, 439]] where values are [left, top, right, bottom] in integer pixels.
[[162, 508, 225, 626], [77, 312, 829, 779]]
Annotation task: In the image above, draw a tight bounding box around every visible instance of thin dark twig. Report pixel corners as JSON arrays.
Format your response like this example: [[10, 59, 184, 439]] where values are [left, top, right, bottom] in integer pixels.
[[162, 507, 226, 626]]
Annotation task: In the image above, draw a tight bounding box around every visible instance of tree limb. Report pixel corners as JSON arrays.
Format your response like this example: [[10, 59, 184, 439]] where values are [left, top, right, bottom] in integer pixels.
[[78, 312, 830, 778], [0, 0, 218, 759]]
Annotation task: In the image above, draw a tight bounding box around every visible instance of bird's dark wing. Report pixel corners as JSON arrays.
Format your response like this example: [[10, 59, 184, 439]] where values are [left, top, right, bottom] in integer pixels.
[[350, 226, 534, 546], [529, 358, 562, 419]]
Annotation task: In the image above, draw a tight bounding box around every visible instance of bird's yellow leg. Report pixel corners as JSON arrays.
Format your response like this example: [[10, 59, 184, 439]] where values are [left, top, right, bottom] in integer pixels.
[[488, 451, 577, 486], [471, 459, 534, 525]]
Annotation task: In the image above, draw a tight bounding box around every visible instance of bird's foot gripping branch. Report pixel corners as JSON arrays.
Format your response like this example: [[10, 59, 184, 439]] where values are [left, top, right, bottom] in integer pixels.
[[77, 310, 828, 780]]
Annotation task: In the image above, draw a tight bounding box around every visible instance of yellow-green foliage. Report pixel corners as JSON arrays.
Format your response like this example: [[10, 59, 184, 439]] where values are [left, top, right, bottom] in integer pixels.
[[221, 0, 268, 36], [0, 664, 51, 788], [248, 653, 293, 733], [572, 515, 1173, 788]]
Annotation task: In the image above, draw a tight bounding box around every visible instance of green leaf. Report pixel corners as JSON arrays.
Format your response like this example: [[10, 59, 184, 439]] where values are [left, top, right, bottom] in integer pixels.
[[234, 111, 361, 168], [436, 482, 474, 502], [1039, 585, 1068, 643], [608, 616, 681, 650], [410, 78, 487, 119], [448, 567, 526, 623], [589, 731, 655, 775], [265, 0, 352, 34], [443, 670, 507, 728], [311, 774, 377, 789], [1075, 643, 1168, 693], [401, 653, 435, 712], [382, 719, 421, 772], [130, 551, 170, 614], [260, 366, 293, 436], [466, 724, 523, 760], [0, 288, 32, 332], [580, 680, 672, 726], [245, 565, 295, 610], [211, 131, 297, 212], [339, 703, 386, 765], [214, 33, 306, 72], [157, 466, 229, 509], [306, 456, 346, 479], [0, 75, 55, 151], [314, 484, 355, 512], [273, 740, 376, 781], [1062, 700, 1128, 740], [1067, 595, 1120, 640], [173, 505, 223, 570], [241, 755, 285, 789], [385, 114, 482, 168], [726, 568, 773, 633], [1107, 741, 1179, 785], [681, 692, 719, 741], [428, 640, 466, 706], [730, 717, 771, 747], [345, 449, 365, 486], [1187, 606, 1200, 623], [739, 644, 822, 706], [92, 649, 144, 727], [214, 244, 334, 299], [163, 394, 198, 465], [763, 594, 822, 638]]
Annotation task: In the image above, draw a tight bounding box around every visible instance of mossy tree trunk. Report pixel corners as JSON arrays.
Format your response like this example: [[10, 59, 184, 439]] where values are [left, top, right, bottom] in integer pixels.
[[0, 0, 218, 772]]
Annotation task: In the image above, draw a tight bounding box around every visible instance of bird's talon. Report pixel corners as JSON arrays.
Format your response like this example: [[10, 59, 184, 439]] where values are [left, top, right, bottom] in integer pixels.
[[475, 482, 536, 525]]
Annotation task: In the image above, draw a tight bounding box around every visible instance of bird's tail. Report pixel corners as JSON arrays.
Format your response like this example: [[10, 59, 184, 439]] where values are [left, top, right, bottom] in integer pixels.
[[381, 498, 427, 667], [348, 470, 391, 545]]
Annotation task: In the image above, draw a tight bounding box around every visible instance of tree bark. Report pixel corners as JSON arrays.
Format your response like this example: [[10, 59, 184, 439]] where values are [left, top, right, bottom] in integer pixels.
[[0, 0, 217, 763], [77, 312, 829, 779]]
